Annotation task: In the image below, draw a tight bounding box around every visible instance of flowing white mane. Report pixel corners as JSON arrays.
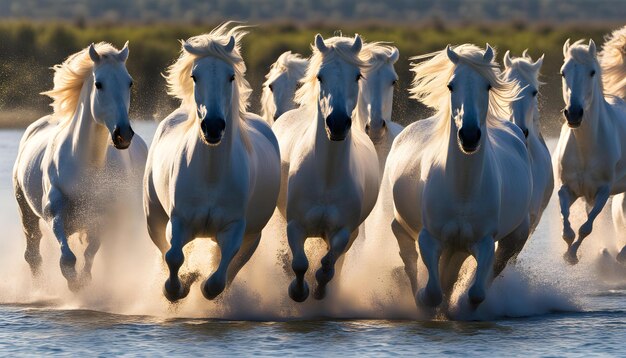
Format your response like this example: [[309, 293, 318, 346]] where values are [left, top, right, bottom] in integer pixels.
[[503, 52, 543, 89], [599, 26, 626, 99], [567, 39, 600, 66], [294, 35, 367, 106], [42, 42, 125, 121], [359, 42, 397, 70], [165, 22, 252, 118], [261, 51, 308, 121]]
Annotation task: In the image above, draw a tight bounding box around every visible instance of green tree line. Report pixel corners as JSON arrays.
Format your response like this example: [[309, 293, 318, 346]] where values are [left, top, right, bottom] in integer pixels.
[[0, 21, 620, 133]]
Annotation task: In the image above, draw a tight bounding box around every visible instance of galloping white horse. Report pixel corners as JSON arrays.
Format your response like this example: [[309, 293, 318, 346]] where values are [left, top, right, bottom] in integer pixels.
[[356, 43, 404, 171], [143, 24, 281, 301], [261, 51, 308, 124], [13, 42, 148, 290], [503, 50, 554, 233], [386, 44, 531, 308], [599, 26, 626, 100], [554, 39, 626, 264], [272, 34, 379, 302]]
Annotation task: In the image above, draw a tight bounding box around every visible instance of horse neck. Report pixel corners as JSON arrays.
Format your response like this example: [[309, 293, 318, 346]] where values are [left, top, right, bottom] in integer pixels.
[[355, 92, 369, 131], [445, 117, 488, 197], [68, 82, 110, 167], [572, 88, 609, 152], [313, 103, 353, 185], [188, 105, 242, 182]]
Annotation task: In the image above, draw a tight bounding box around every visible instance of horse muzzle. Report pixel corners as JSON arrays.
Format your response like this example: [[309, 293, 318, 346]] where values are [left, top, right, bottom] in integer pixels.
[[200, 117, 226, 146], [325, 111, 352, 141], [112, 125, 134, 150], [457, 126, 482, 154], [365, 120, 387, 142], [563, 105, 584, 128]]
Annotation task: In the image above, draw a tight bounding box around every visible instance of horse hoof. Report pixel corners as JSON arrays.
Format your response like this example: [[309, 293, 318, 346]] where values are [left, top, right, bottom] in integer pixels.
[[201, 276, 226, 300], [163, 279, 187, 302], [67, 279, 83, 293], [563, 251, 579, 265], [315, 267, 335, 286], [288, 280, 309, 302], [313, 284, 326, 300], [468, 286, 486, 308], [417, 287, 442, 307], [562, 228, 575, 246]]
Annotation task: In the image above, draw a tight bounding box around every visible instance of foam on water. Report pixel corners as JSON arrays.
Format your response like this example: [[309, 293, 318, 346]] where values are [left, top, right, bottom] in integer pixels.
[[0, 125, 624, 321]]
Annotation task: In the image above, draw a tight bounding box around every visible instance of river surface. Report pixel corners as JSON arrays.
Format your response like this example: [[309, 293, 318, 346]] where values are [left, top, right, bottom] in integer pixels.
[[0, 121, 625, 356]]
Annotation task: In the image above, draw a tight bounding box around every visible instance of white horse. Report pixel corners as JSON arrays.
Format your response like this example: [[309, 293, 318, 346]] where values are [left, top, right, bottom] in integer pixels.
[[260, 51, 308, 125], [272, 34, 380, 302], [386, 44, 531, 308], [356, 43, 404, 172], [554, 39, 626, 264], [503, 50, 554, 233], [143, 24, 281, 301], [13, 42, 148, 290], [599, 26, 626, 100]]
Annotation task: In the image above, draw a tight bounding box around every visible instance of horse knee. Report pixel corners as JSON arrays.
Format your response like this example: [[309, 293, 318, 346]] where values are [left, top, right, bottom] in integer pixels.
[[165, 248, 184, 269]]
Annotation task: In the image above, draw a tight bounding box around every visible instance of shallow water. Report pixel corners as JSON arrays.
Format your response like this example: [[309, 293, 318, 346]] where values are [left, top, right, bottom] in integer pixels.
[[1, 121, 626, 356]]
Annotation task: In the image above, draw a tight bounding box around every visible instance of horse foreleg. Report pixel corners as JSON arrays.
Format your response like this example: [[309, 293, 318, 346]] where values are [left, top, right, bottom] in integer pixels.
[[566, 185, 610, 265], [44, 188, 79, 291], [440, 248, 469, 300], [468, 235, 495, 307], [15, 185, 42, 276], [287, 221, 309, 302], [417, 229, 443, 307], [558, 185, 578, 247], [313, 228, 355, 300], [225, 232, 262, 287], [82, 233, 101, 284], [493, 216, 530, 278], [163, 217, 193, 302], [145, 177, 170, 257], [202, 220, 246, 300], [392, 219, 419, 302]]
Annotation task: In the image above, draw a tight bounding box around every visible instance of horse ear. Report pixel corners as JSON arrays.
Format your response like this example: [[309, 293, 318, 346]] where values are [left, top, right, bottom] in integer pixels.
[[224, 36, 236, 53], [588, 39, 597, 57], [503, 50, 513, 69], [389, 47, 400, 64], [315, 34, 328, 53], [522, 49, 529, 59], [483, 44, 494, 63], [563, 38, 571, 57], [351, 34, 362, 53], [533, 54, 545, 71], [446, 45, 459, 64], [88, 43, 100, 63], [118, 41, 129, 62], [183, 40, 195, 54]]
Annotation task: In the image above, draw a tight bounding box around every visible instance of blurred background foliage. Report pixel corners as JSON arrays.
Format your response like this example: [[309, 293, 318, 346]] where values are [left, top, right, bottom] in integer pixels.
[[0, 0, 623, 133]]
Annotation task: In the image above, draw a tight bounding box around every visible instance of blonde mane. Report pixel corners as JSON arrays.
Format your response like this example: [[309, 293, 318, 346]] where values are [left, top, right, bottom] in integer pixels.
[[295, 35, 367, 106], [165, 22, 252, 119], [42, 42, 124, 121], [359, 42, 397, 71], [261, 51, 308, 121], [409, 44, 519, 164], [599, 26, 626, 99]]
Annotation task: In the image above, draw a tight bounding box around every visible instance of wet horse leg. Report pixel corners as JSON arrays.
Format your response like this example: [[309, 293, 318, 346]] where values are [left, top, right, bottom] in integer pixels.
[[163, 217, 193, 302], [558, 185, 578, 247], [392, 219, 419, 304], [313, 228, 357, 300], [493, 216, 530, 278], [287, 221, 309, 302], [566, 185, 610, 264], [417, 229, 443, 307], [202, 220, 246, 300], [468, 235, 495, 307], [15, 185, 43, 276], [224, 232, 262, 287], [440, 248, 469, 300]]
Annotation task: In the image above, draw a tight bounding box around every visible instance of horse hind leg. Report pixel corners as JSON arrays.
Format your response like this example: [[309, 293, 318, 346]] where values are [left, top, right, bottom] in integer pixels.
[[201, 221, 246, 300], [566, 185, 610, 265], [15, 185, 43, 276], [82, 233, 101, 284], [493, 216, 530, 278], [145, 177, 170, 257], [313, 228, 357, 300], [439, 248, 469, 301], [392, 219, 419, 305]]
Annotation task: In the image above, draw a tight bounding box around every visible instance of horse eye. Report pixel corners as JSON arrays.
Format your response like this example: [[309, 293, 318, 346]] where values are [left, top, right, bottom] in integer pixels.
[[95, 82, 102, 90], [590, 70, 596, 77], [191, 75, 196, 82], [230, 74, 236, 82], [268, 84, 274, 92], [317, 75, 323, 83], [447, 83, 453, 92], [532, 90, 538, 97], [392, 79, 398, 86]]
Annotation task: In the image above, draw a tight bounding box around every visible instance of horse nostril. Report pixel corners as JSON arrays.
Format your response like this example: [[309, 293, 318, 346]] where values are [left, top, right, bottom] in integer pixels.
[[365, 123, 371, 132], [579, 108, 584, 117], [563, 109, 569, 116], [382, 120, 387, 128], [523, 128, 529, 138]]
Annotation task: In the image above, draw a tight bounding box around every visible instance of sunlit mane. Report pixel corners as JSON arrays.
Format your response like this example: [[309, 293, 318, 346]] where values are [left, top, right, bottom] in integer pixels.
[[165, 22, 252, 118], [42, 42, 124, 121], [503, 54, 543, 89], [261, 51, 308, 121], [567, 39, 600, 66], [295, 35, 367, 106], [359, 42, 397, 70], [599, 26, 626, 99], [409, 44, 519, 165]]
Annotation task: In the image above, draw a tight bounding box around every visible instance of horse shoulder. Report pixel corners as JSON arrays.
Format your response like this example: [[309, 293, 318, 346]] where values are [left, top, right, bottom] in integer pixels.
[[243, 112, 280, 156], [272, 107, 313, 163], [387, 117, 436, 181]]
